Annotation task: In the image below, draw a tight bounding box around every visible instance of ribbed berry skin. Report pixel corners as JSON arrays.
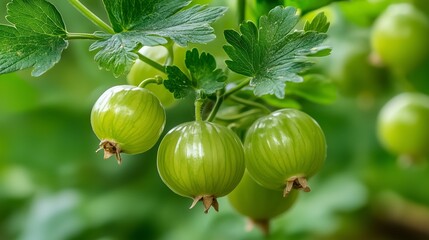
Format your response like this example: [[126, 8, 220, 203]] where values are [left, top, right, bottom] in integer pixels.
[[244, 109, 326, 192], [91, 85, 166, 155], [157, 121, 245, 199]]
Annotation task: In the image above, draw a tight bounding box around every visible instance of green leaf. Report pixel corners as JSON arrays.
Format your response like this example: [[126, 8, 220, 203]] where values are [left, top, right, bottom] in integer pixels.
[[0, 0, 67, 77], [102, 0, 174, 33], [164, 66, 193, 99], [164, 48, 226, 99], [304, 12, 330, 33], [102, 0, 188, 33], [91, 0, 227, 76], [184, 48, 226, 95], [223, 6, 329, 98], [286, 74, 337, 104], [89, 32, 165, 78]]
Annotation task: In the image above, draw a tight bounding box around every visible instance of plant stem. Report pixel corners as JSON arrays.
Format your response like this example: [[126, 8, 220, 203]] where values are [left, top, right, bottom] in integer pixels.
[[66, 32, 101, 40], [206, 91, 224, 122], [223, 78, 251, 99], [138, 76, 164, 88], [68, 0, 114, 34], [137, 52, 166, 73], [195, 94, 205, 121], [237, 0, 246, 24], [229, 95, 271, 114], [206, 78, 251, 122]]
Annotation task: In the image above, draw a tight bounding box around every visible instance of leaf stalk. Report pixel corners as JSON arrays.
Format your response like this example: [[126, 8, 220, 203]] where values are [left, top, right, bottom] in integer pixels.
[[223, 78, 251, 99], [137, 52, 166, 74], [66, 32, 101, 40], [67, 0, 114, 34]]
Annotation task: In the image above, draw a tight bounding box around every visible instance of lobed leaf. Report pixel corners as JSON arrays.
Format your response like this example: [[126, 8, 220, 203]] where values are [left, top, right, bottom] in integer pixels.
[[0, 0, 67, 76], [184, 48, 226, 95], [164, 48, 226, 99], [92, 0, 227, 76], [224, 6, 330, 98], [89, 33, 141, 78], [164, 66, 193, 99], [102, 0, 190, 33]]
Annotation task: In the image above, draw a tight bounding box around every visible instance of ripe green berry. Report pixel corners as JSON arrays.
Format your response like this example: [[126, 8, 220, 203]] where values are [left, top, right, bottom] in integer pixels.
[[244, 109, 326, 196], [157, 121, 245, 213], [371, 3, 429, 73], [377, 92, 429, 163], [91, 85, 166, 164]]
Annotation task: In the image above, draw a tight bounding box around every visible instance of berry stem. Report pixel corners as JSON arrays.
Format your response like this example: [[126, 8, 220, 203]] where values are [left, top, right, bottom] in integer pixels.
[[206, 78, 251, 122], [138, 76, 164, 88], [206, 90, 224, 122], [195, 93, 205, 121], [67, 0, 114, 34]]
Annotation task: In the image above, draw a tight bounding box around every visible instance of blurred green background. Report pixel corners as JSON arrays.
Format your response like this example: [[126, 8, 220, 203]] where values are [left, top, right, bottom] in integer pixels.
[[1, 0, 429, 239]]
